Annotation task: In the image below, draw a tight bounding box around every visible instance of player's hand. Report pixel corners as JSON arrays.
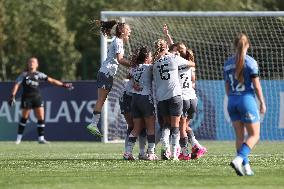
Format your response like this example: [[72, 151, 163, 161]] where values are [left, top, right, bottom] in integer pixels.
[[260, 102, 266, 115], [163, 24, 169, 35], [8, 95, 16, 107], [62, 83, 74, 90]]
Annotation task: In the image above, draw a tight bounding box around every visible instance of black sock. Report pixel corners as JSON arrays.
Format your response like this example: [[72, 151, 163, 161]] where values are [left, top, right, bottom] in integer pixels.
[[18, 118, 27, 134], [37, 120, 45, 137]]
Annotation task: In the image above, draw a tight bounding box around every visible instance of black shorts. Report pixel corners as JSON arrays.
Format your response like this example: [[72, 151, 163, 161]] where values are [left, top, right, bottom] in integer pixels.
[[131, 94, 155, 118], [157, 95, 183, 117], [96, 71, 113, 91], [21, 96, 44, 109], [182, 98, 198, 119], [119, 91, 132, 114]]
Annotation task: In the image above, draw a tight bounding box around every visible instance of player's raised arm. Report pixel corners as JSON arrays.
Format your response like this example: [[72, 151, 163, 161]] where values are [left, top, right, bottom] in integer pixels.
[[163, 24, 174, 45]]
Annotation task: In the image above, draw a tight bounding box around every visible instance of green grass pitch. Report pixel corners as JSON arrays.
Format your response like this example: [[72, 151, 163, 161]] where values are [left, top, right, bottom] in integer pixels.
[[0, 141, 283, 189]]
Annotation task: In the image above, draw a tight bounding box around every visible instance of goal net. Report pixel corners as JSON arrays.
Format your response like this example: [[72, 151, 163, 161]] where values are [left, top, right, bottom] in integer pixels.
[[100, 11, 284, 143]]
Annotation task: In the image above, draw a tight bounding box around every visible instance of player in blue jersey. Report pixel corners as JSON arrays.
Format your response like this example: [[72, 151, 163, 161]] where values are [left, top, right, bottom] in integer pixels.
[[8, 57, 73, 144], [86, 20, 131, 137], [224, 33, 266, 176]]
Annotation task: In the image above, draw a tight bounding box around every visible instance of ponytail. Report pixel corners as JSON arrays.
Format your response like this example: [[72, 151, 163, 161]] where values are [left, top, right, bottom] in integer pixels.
[[97, 20, 127, 38], [130, 46, 151, 67], [153, 39, 167, 62], [233, 33, 249, 84]]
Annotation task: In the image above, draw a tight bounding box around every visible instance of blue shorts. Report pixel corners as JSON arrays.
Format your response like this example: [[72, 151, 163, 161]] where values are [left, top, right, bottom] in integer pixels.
[[96, 71, 113, 91], [227, 94, 260, 123]]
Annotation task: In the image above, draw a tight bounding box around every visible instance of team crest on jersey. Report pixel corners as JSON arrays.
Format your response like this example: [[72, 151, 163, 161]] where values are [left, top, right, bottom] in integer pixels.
[[245, 112, 256, 121]]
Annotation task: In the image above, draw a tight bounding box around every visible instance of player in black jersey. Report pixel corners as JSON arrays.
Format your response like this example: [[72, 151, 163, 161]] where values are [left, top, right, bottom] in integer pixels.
[[8, 57, 73, 144]]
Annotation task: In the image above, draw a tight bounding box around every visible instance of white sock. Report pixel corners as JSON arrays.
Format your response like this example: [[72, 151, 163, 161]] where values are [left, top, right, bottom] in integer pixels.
[[91, 113, 101, 126], [138, 136, 147, 155], [160, 128, 170, 149], [16, 134, 23, 141], [188, 130, 200, 147], [192, 137, 201, 148], [171, 133, 180, 150], [147, 143, 155, 154], [124, 134, 129, 152], [126, 141, 135, 154], [38, 136, 44, 141]]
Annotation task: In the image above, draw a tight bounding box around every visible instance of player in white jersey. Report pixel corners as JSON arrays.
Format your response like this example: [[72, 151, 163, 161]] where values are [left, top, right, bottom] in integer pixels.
[[176, 47, 207, 160], [163, 25, 207, 160], [86, 20, 131, 137], [120, 75, 147, 160], [153, 39, 195, 160], [124, 46, 158, 160]]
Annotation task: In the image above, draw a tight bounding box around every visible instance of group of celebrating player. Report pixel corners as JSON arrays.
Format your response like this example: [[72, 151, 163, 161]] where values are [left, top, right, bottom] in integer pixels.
[[9, 19, 266, 176], [87, 21, 207, 161]]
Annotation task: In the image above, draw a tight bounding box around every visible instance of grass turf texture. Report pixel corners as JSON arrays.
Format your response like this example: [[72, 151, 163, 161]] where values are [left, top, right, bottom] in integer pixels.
[[0, 141, 283, 189]]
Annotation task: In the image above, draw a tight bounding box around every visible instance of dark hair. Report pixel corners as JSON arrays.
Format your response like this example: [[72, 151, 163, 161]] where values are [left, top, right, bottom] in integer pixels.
[[97, 20, 127, 38], [233, 32, 249, 84], [26, 57, 38, 72], [130, 46, 151, 67], [169, 44, 177, 52]]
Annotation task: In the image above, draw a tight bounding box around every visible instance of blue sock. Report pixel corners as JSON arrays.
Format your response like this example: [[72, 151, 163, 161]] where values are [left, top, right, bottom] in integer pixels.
[[237, 143, 251, 160], [242, 156, 249, 165], [237, 149, 249, 165]]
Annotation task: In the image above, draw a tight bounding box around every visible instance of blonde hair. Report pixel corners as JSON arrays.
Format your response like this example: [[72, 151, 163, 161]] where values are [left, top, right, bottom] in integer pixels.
[[153, 39, 167, 62], [234, 33, 249, 84], [176, 42, 195, 62]]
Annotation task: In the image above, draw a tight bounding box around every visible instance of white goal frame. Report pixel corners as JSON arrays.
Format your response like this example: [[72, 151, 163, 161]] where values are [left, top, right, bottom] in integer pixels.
[[100, 11, 284, 143]]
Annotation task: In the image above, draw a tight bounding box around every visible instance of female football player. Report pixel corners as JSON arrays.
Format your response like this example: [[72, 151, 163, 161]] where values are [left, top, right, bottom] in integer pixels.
[[153, 39, 195, 160], [163, 25, 207, 160], [87, 20, 131, 137], [176, 47, 207, 160], [120, 76, 147, 160], [124, 46, 157, 160], [9, 57, 73, 144], [224, 33, 266, 176]]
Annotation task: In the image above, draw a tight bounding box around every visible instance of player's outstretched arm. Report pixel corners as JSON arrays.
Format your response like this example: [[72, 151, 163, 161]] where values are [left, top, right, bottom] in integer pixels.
[[47, 77, 73, 90]]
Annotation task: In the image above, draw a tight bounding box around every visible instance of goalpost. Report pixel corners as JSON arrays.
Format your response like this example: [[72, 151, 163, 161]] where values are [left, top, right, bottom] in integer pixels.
[[100, 11, 284, 143]]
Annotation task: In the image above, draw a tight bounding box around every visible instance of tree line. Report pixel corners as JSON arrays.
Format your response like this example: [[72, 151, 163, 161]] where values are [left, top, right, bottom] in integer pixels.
[[0, 0, 283, 81]]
